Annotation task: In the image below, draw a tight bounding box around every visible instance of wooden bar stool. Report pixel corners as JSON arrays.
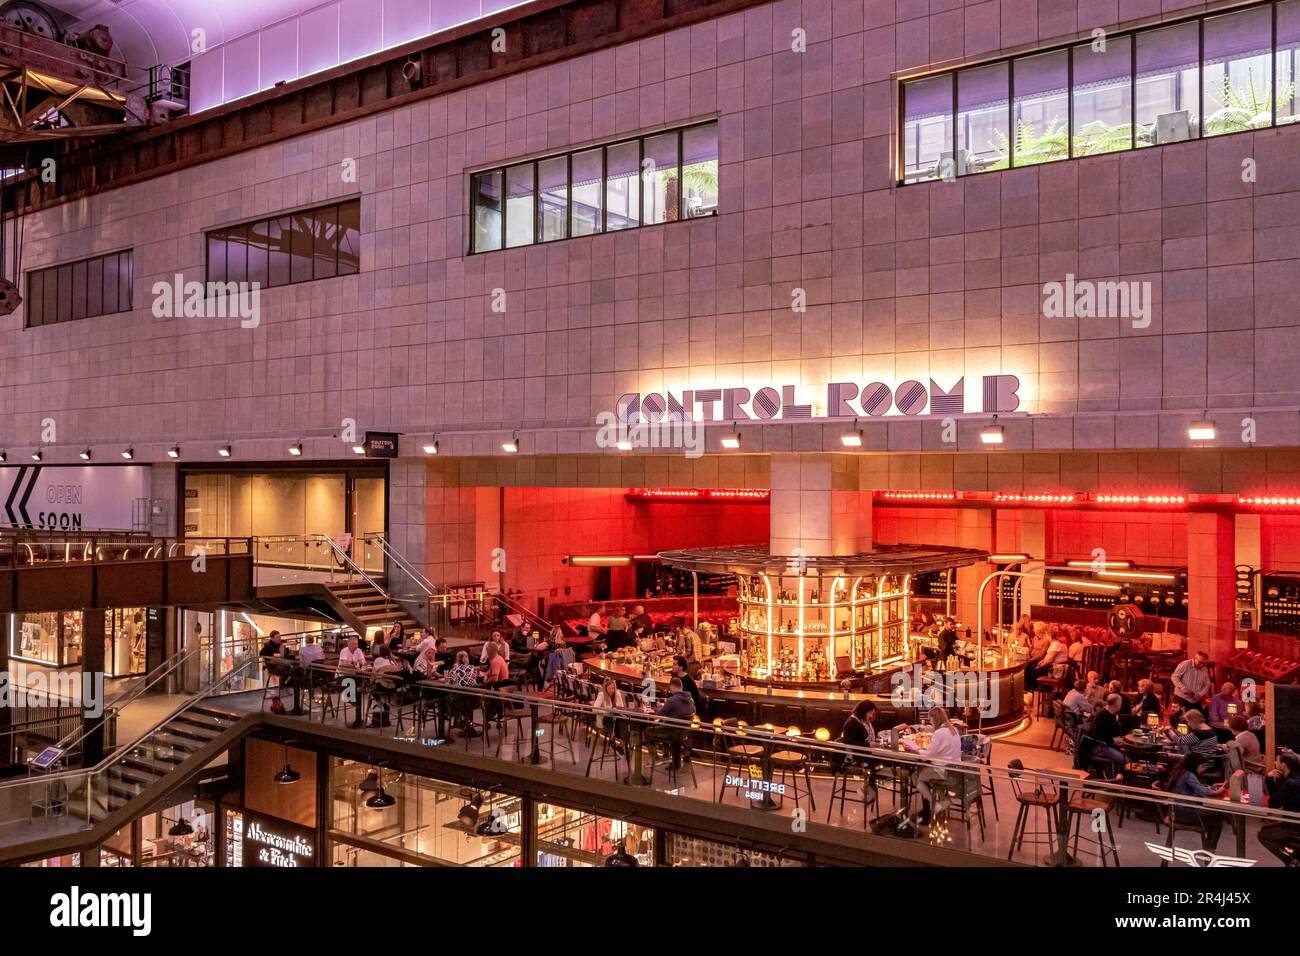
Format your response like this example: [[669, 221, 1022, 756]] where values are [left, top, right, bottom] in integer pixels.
[[770, 748, 817, 813]]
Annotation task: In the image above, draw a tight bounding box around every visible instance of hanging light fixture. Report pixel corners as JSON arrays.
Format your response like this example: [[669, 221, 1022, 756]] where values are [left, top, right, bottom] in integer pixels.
[[167, 817, 194, 837], [274, 744, 300, 784]]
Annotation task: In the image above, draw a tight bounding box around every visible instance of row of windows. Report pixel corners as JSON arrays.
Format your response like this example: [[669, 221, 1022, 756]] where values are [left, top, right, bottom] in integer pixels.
[[26, 250, 133, 328], [206, 199, 361, 287], [901, 0, 1300, 182], [470, 121, 720, 253]]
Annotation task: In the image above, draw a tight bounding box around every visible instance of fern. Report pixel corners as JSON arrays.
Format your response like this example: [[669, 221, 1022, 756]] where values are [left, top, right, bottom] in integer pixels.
[[1203, 66, 1295, 136]]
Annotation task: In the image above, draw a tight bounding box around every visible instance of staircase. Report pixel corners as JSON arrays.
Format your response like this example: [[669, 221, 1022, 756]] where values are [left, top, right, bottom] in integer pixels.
[[74, 704, 241, 823], [327, 580, 419, 637]]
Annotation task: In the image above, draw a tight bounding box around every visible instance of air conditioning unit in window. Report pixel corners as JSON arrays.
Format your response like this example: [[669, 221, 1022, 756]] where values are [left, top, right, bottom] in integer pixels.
[[1155, 110, 1195, 144]]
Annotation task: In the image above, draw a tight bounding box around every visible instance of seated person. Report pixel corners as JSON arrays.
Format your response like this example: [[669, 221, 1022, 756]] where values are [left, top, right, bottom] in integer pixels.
[[259, 630, 301, 713], [1227, 715, 1265, 774], [1063, 679, 1091, 717], [511, 621, 536, 654], [632, 605, 654, 634], [481, 642, 511, 686], [1132, 678, 1162, 718], [479, 630, 509, 664], [1106, 680, 1131, 713], [649, 677, 696, 770], [415, 630, 437, 654], [337, 635, 367, 672], [297, 633, 325, 666], [1085, 672, 1107, 707], [443, 650, 480, 687], [1083, 694, 1126, 769], [1259, 750, 1300, 865], [1207, 682, 1242, 737], [432, 636, 455, 669], [1162, 753, 1227, 851], [414, 644, 444, 678], [901, 707, 962, 826], [837, 700, 878, 748], [593, 678, 626, 728], [1165, 709, 1219, 758]]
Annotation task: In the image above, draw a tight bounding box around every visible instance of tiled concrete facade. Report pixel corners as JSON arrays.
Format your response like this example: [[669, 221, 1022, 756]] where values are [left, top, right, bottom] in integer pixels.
[[5, 0, 1300, 467]]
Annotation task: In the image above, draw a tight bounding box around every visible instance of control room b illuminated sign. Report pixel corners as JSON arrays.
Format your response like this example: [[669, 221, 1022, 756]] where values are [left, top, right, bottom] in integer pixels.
[[616, 375, 1021, 423]]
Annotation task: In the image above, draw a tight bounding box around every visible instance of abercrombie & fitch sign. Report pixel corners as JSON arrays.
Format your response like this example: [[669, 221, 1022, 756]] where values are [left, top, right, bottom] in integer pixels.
[[616, 375, 1020, 423]]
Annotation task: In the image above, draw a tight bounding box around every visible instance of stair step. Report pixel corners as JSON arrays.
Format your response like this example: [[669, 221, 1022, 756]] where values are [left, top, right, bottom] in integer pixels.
[[110, 765, 162, 788], [166, 719, 223, 743], [151, 732, 202, 754], [175, 711, 233, 733]]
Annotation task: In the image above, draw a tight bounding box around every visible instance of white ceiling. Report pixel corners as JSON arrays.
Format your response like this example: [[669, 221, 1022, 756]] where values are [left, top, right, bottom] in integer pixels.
[[39, 0, 530, 109]]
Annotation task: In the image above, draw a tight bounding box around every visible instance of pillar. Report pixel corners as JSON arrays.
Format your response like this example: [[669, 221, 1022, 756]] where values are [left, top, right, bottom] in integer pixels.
[[388, 458, 429, 589], [769, 454, 870, 558], [82, 609, 107, 765], [1187, 512, 1236, 662], [148, 461, 179, 535], [954, 509, 995, 632], [1017, 510, 1052, 614]]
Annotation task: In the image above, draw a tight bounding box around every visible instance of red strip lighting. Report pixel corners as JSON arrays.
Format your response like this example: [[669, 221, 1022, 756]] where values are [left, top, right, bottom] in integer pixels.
[[994, 493, 1078, 504], [1237, 496, 1300, 509], [626, 488, 770, 503], [1093, 494, 1186, 507], [875, 491, 958, 501]]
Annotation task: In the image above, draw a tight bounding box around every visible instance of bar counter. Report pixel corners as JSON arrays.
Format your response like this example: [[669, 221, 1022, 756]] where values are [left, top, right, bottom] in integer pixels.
[[580, 654, 1028, 734]]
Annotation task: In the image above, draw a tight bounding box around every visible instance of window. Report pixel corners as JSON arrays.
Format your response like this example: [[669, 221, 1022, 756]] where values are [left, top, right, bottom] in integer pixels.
[[902, 73, 953, 182], [957, 63, 1008, 174], [206, 198, 360, 289], [1136, 23, 1200, 146], [1203, 6, 1274, 136], [1072, 36, 1133, 155], [469, 120, 718, 252], [25, 249, 132, 328], [898, 0, 1300, 181]]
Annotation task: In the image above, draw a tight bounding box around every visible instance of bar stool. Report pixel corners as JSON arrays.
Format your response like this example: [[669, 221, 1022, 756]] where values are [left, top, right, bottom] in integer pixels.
[[1006, 758, 1059, 862], [827, 756, 872, 824], [585, 715, 629, 780], [1067, 790, 1121, 866], [717, 722, 765, 803], [770, 748, 817, 813], [1033, 677, 1061, 719]]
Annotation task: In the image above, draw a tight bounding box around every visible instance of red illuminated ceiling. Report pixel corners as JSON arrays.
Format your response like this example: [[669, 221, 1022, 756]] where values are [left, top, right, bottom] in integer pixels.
[[872, 490, 1258, 511]]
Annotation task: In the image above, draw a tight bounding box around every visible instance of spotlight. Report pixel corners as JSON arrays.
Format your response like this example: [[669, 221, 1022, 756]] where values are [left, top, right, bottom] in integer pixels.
[[720, 431, 741, 450], [167, 446, 180, 459], [80, 448, 91, 461], [351, 445, 365, 455], [501, 433, 519, 453], [980, 416, 1005, 445], [422, 441, 439, 455], [1188, 419, 1216, 442], [30, 449, 41, 462], [840, 419, 863, 448], [289, 442, 303, 456], [0, 450, 6, 462], [615, 438, 633, 451], [120, 447, 133, 460], [218, 445, 232, 457]]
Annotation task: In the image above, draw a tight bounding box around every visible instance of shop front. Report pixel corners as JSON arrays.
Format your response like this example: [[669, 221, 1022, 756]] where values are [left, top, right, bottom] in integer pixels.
[[182, 463, 387, 575]]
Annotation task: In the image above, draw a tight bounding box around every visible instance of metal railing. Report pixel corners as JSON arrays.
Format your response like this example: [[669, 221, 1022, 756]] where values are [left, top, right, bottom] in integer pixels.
[[243, 665, 1300, 868]]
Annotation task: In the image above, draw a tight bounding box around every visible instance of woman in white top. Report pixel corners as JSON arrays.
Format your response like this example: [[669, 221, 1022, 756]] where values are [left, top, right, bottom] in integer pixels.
[[903, 707, 963, 826], [479, 630, 508, 664], [593, 679, 625, 730]]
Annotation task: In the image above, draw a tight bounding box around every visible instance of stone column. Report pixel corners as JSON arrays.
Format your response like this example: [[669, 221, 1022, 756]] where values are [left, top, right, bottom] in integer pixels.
[[387, 458, 428, 596], [1187, 512, 1236, 662], [954, 508, 995, 633], [148, 461, 179, 535], [769, 454, 870, 558], [1017, 510, 1052, 615]]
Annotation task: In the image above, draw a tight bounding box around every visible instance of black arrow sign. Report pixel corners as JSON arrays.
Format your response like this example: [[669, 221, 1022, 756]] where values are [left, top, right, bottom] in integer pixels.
[[3, 466, 24, 528], [18, 465, 39, 527]]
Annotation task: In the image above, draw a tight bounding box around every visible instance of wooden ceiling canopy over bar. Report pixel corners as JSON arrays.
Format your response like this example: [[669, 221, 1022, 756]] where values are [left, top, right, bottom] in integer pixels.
[[656, 544, 990, 577], [0, 0, 772, 216]]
